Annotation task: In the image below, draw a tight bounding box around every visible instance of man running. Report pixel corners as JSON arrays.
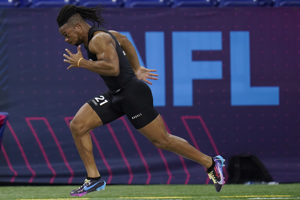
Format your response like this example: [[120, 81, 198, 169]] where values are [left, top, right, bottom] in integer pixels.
[[56, 4, 225, 196]]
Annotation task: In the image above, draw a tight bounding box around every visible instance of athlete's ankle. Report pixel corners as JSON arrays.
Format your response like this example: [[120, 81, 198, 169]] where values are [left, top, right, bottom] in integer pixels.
[[206, 158, 215, 173], [87, 176, 101, 181]]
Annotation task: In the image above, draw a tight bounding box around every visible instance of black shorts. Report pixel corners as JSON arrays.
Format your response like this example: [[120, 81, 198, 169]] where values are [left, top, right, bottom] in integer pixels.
[[87, 79, 159, 129]]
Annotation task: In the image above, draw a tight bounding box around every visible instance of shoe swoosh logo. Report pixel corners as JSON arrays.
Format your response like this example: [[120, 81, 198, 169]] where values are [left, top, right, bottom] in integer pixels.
[[215, 166, 224, 185], [217, 179, 224, 185], [216, 172, 224, 185], [84, 182, 100, 191]]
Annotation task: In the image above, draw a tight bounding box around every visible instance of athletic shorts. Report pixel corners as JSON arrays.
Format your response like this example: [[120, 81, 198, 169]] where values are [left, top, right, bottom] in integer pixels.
[[87, 79, 159, 129]]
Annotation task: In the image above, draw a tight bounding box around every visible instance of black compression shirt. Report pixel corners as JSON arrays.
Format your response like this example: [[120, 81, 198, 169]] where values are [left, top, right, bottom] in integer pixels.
[[86, 26, 137, 92]]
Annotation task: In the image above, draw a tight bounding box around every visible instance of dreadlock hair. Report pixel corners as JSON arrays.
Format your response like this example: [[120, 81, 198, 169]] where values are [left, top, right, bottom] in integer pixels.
[[57, 4, 106, 28]]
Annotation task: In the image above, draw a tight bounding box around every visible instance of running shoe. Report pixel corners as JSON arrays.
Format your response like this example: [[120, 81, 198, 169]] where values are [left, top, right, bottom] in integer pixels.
[[70, 178, 106, 197], [207, 155, 225, 192]]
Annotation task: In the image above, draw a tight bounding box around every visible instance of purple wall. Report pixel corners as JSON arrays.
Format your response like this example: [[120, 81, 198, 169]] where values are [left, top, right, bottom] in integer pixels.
[[0, 7, 299, 184]]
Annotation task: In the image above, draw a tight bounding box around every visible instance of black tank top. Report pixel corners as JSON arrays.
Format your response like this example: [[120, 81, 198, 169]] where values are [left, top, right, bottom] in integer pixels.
[[86, 26, 137, 92]]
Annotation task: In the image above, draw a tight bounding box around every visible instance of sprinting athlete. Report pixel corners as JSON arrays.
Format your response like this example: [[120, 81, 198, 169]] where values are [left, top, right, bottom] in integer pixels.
[[56, 4, 225, 197]]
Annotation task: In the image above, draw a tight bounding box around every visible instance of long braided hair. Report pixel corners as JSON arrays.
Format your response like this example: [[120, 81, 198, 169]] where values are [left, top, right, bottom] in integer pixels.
[[57, 4, 105, 27]]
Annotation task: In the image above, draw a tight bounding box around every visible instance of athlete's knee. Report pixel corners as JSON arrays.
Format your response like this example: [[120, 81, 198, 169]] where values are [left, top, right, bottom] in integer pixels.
[[69, 119, 86, 137], [152, 134, 174, 150]]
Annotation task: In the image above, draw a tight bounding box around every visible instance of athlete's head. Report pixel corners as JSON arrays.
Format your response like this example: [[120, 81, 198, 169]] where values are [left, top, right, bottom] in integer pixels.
[[57, 4, 105, 28], [57, 5, 105, 46]]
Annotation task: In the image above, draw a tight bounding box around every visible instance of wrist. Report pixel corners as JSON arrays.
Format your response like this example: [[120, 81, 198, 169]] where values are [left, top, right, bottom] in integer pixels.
[[77, 58, 84, 67]]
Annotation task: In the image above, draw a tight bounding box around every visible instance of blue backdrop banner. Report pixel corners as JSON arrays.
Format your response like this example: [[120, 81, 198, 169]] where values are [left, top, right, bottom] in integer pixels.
[[0, 7, 299, 184]]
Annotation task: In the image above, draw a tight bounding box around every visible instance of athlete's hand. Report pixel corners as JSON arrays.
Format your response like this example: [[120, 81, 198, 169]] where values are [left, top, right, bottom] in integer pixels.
[[135, 66, 158, 85], [63, 45, 84, 70]]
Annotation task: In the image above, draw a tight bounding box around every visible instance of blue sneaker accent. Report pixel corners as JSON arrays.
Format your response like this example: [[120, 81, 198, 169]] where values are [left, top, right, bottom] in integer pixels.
[[96, 181, 106, 191], [207, 155, 225, 192], [84, 181, 102, 190], [215, 155, 225, 167]]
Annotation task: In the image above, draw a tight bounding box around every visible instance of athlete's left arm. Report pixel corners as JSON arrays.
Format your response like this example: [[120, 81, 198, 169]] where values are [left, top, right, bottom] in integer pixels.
[[109, 30, 158, 85]]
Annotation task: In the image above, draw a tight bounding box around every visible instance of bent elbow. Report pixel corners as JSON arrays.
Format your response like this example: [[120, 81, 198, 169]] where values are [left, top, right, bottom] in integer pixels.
[[112, 71, 120, 77], [111, 67, 120, 77]]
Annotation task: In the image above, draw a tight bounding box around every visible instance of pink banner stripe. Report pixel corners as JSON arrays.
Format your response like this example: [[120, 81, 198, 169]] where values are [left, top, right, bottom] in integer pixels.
[[41, 118, 74, 184], [7, 121, 36, 183], [1, 145, 18, 182], [181, 116, 200, 150], [90, 130, 113, 184], [157, 148, 172, 184], [181, 116, 210, 184], [25, 117, 56, 183], [119, 117, 151, 185], [64, 117, 113, 184], [107, 124, 133, 184], [181, 116, 228, 183], [162, 117, 190, 184]]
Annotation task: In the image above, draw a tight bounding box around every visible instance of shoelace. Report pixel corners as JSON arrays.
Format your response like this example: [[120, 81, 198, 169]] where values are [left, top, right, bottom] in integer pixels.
[[76, 179, 90, 190], [208, 171, 218, 184]]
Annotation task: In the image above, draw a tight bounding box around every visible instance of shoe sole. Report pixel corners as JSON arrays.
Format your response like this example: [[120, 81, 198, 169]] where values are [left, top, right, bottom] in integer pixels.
[[70, 192, 87, 197], [214, 155, 225, 192]]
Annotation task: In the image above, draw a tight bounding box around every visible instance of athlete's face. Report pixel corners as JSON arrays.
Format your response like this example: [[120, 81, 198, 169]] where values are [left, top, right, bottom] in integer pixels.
[[59, 23, 82, 46]]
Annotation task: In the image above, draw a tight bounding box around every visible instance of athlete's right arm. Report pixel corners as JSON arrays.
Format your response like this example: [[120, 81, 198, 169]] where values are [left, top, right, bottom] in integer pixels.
[[109, 30, 158, 85], [109, 30, 140, 73]]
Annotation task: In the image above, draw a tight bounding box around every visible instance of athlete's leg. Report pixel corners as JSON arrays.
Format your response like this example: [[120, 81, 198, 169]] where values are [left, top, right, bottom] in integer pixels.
[[69, 103, 103, 178], [137, 114, 213, 168], [125, 80, 224, 191]]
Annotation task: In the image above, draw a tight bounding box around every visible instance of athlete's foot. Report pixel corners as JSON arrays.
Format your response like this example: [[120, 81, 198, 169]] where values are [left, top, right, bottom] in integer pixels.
[[70, 178, 106, 197], [207, 155, 225, 192]]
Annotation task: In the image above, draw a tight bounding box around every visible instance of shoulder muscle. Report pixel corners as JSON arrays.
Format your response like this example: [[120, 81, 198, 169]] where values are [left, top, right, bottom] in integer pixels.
[[89, 31, 116, 55]]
